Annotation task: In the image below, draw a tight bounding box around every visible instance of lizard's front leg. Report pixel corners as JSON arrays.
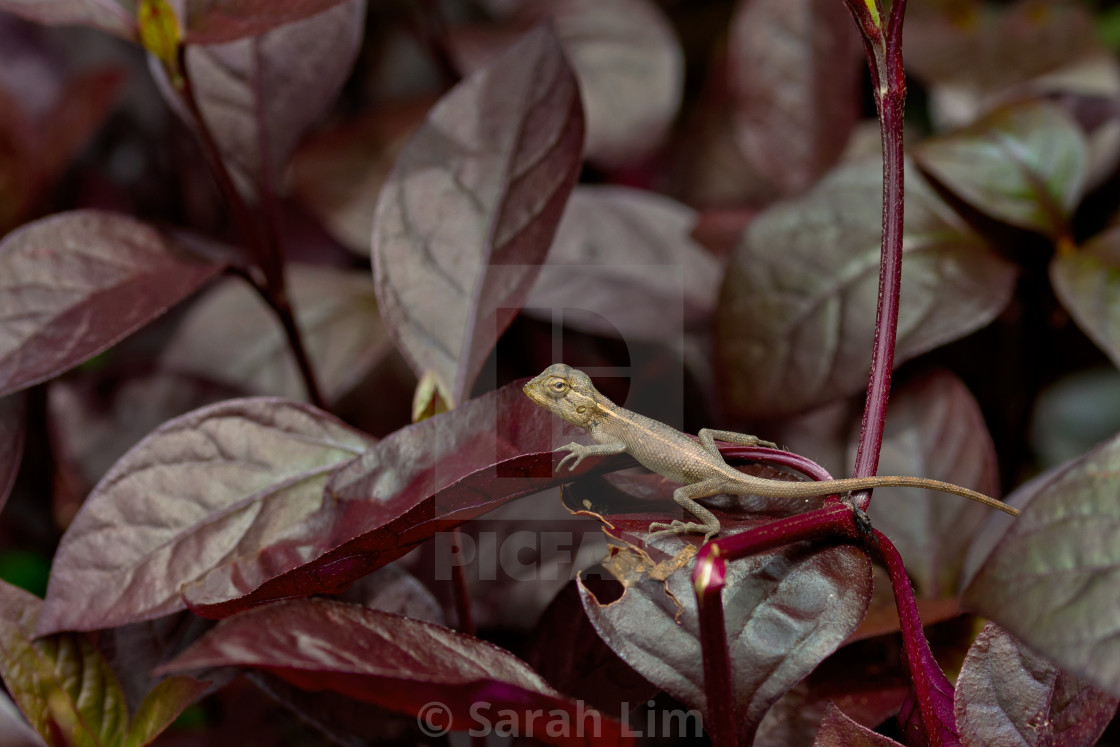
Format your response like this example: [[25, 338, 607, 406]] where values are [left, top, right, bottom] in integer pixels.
[[555, 441, 626, 471], [697, 429, 778, 459], [647, 478, 728, 542]]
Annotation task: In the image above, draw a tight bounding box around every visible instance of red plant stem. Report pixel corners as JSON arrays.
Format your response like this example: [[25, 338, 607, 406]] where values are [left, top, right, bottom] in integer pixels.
[[694, 550, 733, 746], [692, 504, 864, 745], [718, 445, 835, 484], [448, 528, 475, 635], [850, 0, 908, 510], [866, 528, 958, 744], [175, 49, 325, 408]]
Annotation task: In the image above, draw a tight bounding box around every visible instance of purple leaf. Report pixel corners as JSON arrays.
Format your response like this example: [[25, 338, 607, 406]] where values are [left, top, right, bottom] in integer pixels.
[[179, 380, 590, 617], [904, 2, 1099, 129], [526, 578, 657, 714], [339, 564, 446, 626], [0, 580, 127, 746], [755, 637, 911, 745], [37, 67, 126, 191], [0, 0, 137, 40], [714, 157, 1017, 418], [181, 0, 360, 44], [48, 370, 245, 511], [288, 100, 432, 255], [813, 704, 903, 746], [913, 99, 1088, 237], [0, 691, 43, 747], [37, 398, 374, 634], [372, 23, 584, 406], [525, 186, 722, 341], [0, 210, 225, 398], [158, 0, 365, 203], [162, 264, 391, 403], [963, 432, 1120, 696], [955, 623, 1118, 747], [249, 671, 415, 746], [727, 0, 862, 195], [94, 613, 218, 713], [1051, 227, 1120, 369], [864, 371, 1000, 598], [0, 393, 25, 514], [512, 0, 682, 167], [401, 508, 607, 632], [579, 525, 872, 742], [157, 597, 634, 744]]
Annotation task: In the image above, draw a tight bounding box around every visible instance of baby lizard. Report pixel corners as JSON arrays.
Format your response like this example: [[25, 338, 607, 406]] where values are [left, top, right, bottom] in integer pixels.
[[524, 363, 1019, 541]]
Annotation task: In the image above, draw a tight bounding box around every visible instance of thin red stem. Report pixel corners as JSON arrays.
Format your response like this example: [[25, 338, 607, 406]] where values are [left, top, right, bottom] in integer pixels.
[[866, 528, 959, 745], [692, 503, 864, 744], [449, 528, 475, 636], [175, 49, 325, 408], [851, 0, 907, 509]]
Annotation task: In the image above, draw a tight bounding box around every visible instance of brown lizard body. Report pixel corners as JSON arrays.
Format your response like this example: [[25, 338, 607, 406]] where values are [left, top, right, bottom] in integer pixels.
[[524, 363, 1019, 541]]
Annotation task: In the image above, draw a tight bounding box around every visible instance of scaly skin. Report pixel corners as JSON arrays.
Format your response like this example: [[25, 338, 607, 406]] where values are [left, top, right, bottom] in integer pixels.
[[524, 363, 1019, 541]]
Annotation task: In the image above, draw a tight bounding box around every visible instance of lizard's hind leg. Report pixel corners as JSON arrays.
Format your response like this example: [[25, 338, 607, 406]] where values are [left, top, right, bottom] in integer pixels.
[[697, 429, 778, 459], [647, 478, 727, 542]]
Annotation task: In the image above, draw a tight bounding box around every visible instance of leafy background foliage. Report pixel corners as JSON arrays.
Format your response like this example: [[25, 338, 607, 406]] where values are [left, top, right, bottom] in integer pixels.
[[0, 0, 1119, 745]]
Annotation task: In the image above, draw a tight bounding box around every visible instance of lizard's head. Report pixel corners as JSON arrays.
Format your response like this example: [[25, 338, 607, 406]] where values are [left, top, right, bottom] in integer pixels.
[[523, 363, 600, 429]]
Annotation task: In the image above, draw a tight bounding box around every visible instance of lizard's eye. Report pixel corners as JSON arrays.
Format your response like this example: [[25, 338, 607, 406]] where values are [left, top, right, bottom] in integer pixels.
[[550, 380, 568, 394]]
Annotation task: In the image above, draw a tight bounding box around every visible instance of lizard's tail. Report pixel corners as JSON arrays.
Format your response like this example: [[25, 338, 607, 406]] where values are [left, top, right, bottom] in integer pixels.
[[784, 476, 1021, 517]]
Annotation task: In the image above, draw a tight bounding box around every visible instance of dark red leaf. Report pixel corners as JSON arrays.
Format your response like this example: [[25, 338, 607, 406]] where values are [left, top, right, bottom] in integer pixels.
[[813, 704, 903, 746], [180, 381, 592, 617], [0, 393, 25, 514], [39, 67, 126, 187], [864, 371, 1000, 599], [525, 186, 722, 341], [0, 0, 137, 40], [727, 0, 862, 195], [0, 691, 42, 747], [158, 0, 365, 203], [182, 0, 359, 44], [905, 1, 1099, 129], [0, 210, 225, 398], [715, 158, 1017, 418], [756, 634, 910, 745], [955, 623, 1118, 747], [963, 433, 1120, 696], [162, 264, 391, 403], [288, 99, 433, 255], [158, 597, 634, 745], [37, 398, 374, 634], [338, 563, 446, 626], [579, 523, 872, 742], [511, 0, 682, 167], [372, 23, 584, 406], [400, 508, 608, 632], [1051, 227, 1120, 369], [249, 671, 416, 745], [526, 577, 657, 714], [48, 370, 245, 520], [94, 612, 218, 713], [913, 100, 1088, 237]]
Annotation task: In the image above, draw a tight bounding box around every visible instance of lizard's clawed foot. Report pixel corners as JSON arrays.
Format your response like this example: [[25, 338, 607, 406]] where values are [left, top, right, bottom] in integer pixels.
[[646, 520, 718, 542], [555, 443, 587, 471]]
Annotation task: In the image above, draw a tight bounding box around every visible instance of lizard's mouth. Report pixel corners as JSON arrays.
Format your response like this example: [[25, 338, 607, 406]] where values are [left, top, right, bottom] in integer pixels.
[[523, 381, 546, 407]]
